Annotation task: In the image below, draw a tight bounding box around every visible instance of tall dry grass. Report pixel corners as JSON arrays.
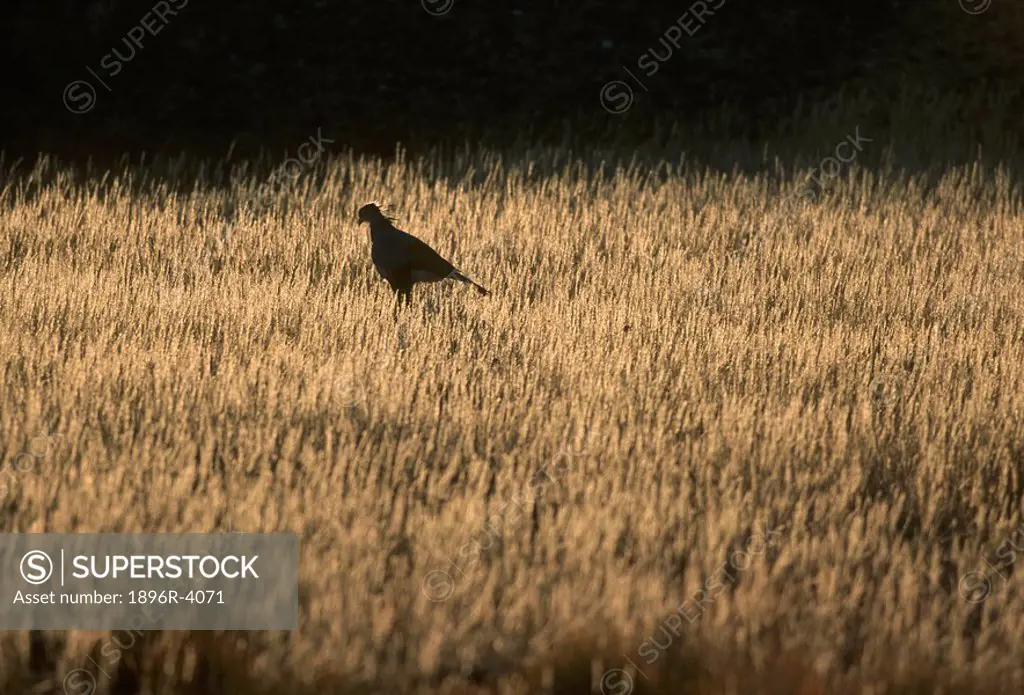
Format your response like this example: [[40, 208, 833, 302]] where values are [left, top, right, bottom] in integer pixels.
[[1, 99, 1023, 694]]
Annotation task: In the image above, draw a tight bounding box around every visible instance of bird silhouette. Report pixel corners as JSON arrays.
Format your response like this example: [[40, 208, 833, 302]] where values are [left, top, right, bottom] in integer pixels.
[[357, 203, 489, 304]]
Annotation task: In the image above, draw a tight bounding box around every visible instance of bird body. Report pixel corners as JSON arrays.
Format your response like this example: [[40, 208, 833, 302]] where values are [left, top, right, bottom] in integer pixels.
[[358, 203, 489, 303]]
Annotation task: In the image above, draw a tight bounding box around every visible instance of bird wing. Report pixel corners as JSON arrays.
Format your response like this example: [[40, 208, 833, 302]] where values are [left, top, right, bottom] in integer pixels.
[[398, 231, 456, 279]]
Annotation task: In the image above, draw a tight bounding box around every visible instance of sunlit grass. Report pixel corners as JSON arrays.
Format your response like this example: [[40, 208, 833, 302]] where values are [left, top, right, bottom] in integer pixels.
[[1, 116, 1023, 693]]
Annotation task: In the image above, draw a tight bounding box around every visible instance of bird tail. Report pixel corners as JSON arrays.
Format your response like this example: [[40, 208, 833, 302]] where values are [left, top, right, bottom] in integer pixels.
[[454, 271, 489, 296]]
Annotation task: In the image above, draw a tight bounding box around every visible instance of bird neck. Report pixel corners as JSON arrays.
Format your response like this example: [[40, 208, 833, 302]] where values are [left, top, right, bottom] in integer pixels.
[[369, 220, 398, 243]]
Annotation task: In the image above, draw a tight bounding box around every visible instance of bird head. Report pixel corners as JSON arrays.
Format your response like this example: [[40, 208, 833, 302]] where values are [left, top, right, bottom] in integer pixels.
[[358, 202, 393, 224], [357, 203, 382, 224]]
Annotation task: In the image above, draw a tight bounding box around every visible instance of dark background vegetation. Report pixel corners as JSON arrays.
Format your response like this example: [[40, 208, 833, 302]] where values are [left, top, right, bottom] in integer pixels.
[[4, 0, 1023, 165]]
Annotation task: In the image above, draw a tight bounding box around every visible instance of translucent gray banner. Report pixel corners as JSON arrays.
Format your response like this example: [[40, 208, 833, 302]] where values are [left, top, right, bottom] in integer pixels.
[[0, 534, 297, 629]]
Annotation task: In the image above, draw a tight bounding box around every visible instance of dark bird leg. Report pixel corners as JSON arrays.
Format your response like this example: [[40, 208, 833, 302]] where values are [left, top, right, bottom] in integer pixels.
[[386, 269, 413, 307], [386, 285, 411, 321]]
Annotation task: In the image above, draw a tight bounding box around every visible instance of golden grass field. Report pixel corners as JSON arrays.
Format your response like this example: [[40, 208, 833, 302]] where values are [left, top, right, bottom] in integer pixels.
[[1, 104, 1024, 693]]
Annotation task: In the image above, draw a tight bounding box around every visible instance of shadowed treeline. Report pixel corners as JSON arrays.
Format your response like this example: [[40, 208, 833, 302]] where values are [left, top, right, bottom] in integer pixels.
[[4, 0, 1023, 165]]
